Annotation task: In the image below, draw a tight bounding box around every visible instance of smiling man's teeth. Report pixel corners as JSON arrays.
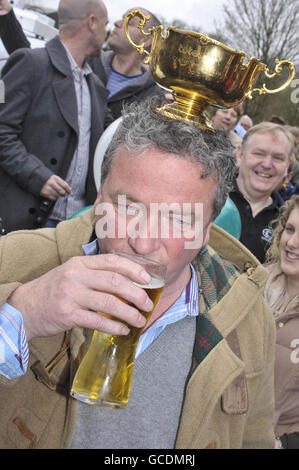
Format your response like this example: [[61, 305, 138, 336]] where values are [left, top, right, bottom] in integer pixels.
[[287, 252, 299, 260], [256, 172, 271, 178]]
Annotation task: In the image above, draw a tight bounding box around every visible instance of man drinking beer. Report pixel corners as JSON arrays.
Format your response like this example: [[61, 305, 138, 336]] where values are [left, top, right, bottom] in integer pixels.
[[0, 98, 276, 449]]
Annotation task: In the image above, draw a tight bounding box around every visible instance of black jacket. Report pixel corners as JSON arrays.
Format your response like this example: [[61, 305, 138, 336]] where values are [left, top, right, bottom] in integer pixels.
[[0, 36, 109, 232], [0, 9, 165, 121]]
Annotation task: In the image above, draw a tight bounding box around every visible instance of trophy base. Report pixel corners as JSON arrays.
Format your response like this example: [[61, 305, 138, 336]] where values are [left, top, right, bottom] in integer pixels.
[[156, 93, 214, 131]]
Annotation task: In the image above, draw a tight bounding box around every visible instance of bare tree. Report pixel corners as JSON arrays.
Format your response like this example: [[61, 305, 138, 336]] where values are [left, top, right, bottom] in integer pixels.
[[214, 0, 298, 123], [216, 0, 299, 64]]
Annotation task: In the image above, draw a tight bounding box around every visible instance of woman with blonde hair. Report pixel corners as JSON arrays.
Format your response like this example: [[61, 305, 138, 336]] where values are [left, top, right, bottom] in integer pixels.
[[264, 194, 299, 448]]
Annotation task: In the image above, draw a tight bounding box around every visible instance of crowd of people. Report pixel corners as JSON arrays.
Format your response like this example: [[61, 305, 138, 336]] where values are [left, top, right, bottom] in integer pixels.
[[0, 0, 298, 450]]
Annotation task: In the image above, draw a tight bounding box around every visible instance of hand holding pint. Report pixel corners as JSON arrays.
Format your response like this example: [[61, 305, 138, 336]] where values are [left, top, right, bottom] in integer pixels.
[[70, 251, 166, 409]]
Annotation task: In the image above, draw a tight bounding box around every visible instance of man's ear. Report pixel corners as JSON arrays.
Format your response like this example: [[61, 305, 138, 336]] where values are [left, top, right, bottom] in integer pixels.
[[235, 146, 243, 168], [94, 188, 102, 209], [87, 13, 97, 32]]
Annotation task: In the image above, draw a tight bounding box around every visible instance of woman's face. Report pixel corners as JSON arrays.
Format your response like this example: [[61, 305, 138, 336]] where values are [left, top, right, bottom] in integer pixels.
[[280, 207, 299, 282], [212, 108, 239, 133]]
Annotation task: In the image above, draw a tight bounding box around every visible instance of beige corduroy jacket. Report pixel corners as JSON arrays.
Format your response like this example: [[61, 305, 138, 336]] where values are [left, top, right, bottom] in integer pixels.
[[0, 209, 276, 449]]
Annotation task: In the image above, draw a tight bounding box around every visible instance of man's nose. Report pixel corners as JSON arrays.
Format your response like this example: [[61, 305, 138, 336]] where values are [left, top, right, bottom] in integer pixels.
[[114, 19, 123, 28], [128, 236, 161, 257], [261, 155, 273, 168], [127, 216, 161, 256]]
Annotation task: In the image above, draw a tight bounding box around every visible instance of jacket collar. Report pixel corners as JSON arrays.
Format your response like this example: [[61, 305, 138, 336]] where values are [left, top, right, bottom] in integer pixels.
[[193, 225, 268, 337], [45, 35, 73, 77]]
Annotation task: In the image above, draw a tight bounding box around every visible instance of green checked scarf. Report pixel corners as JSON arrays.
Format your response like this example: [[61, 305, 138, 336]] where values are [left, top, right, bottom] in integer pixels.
[[191, 245, 239, 371]]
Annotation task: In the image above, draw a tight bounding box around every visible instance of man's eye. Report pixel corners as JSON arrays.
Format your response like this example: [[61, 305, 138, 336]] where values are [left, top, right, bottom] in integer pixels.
[[126, 205, 138, 215], [285, 225, 295, 233], [126, 204, 145, 216], [172, 217, 192, 228]]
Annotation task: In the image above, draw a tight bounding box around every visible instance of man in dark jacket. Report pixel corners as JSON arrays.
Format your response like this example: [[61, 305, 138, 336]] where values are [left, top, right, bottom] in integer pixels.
[[0, 0, 111, 233], [229, 122, 295, 263], [95, 7, 165, 119], [0, 2, 166, 120]]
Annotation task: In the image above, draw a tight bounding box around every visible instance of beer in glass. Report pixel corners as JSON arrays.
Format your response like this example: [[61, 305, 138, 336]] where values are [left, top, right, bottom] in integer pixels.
[[70, 252, 165, 408]]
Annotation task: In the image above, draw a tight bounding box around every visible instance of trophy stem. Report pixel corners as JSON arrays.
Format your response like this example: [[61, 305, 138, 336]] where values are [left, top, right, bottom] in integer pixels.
[[157, 91, 214, 131]]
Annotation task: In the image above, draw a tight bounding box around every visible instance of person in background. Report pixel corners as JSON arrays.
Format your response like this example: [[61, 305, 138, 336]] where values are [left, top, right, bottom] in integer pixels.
[[93, 7, 165, 119], [210, 105, 243, 148], [0, 0, 30, 51], [230, 122, 295, 263], [0, 1, 165, 120], [0, 0, 111, 233], [239, 114, 253, 133], [264, 195, 299, 449], [233, 113, 252, 140]]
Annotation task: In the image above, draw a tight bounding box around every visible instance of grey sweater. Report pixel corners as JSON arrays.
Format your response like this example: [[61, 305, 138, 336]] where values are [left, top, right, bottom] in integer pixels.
[[71, 315, 197, 449]]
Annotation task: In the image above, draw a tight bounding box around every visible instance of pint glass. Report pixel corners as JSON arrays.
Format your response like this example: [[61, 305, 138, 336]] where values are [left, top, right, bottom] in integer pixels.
[[70, 252, 166, 409]]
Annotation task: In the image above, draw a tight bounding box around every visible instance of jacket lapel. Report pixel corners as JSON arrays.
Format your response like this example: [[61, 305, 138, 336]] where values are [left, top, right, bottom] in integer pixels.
[[86, 74, 109, 155], [177, 242, 269, 447], [55, 208, 96, 264], [46, 36, 79, 135], [176, 337, 245, 448]]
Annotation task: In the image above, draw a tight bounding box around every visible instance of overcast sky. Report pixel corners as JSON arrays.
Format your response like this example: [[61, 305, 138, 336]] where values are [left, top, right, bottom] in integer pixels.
[[104, 0, 225, 33], [25, 0, 226, 33]]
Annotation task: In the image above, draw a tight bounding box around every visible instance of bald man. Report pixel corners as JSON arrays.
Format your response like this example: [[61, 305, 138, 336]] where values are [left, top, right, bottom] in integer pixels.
[[0, 0, 112, 233], [0, 2, 165, 119]]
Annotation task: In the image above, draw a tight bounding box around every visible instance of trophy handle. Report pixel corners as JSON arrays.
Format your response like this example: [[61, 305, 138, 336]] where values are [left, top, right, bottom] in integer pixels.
[[246, 59, 296, 99], [124, 10, 154, 64]]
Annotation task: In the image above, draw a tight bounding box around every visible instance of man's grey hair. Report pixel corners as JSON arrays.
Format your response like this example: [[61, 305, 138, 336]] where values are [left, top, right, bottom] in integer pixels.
[[101, 98, 236, 222]]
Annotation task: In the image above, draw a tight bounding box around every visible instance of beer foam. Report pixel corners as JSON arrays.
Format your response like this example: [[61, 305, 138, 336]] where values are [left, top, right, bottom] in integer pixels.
[[133, 275, 164, 289]]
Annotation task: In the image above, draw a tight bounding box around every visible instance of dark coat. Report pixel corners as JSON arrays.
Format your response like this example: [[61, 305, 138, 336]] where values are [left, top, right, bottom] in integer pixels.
[[0, 10, 164, 122], [0, 36, 110, 233]]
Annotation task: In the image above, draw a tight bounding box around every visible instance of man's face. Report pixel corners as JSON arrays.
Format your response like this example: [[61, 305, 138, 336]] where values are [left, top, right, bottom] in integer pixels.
[[107, 8, 150, 54], [236, 131, 290, 198], [240, 117, 252, 132], [94, 146, 216, 291]]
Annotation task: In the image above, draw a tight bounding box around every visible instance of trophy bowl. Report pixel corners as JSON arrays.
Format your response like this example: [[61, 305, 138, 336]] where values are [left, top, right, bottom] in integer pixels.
[[124, 10, 296, 131]]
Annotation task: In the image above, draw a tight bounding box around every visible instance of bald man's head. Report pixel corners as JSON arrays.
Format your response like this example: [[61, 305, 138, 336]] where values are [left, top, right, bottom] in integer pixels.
[[58, 0, 106, 33]]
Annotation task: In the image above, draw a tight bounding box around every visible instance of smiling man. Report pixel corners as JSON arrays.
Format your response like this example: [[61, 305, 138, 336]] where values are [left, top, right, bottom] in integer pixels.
[[230, 122, 295, 263], [0, 99, 276, 449]]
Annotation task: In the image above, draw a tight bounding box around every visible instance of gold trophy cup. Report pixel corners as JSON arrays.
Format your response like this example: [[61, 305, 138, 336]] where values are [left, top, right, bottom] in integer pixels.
[[124, 10, 296, 131]]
